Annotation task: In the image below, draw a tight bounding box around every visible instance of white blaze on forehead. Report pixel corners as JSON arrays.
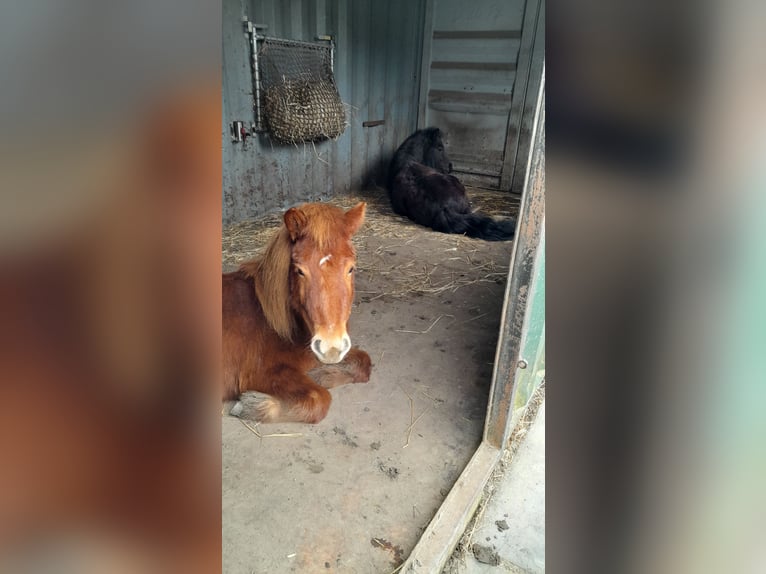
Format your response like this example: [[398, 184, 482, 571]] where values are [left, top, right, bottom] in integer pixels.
[[319, 254, 332, 266]]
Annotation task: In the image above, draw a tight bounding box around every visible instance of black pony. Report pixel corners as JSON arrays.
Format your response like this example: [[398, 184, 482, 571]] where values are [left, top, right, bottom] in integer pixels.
[[387, 127, 515, 241]]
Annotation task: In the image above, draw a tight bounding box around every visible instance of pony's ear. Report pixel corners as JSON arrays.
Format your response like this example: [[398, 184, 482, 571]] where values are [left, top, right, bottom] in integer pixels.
[[284, 207, 308, 241], [344, 202, 366, 236]]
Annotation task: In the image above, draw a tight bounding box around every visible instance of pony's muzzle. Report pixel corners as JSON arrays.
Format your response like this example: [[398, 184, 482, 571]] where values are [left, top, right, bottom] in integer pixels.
[[311, 334, 351, 364]]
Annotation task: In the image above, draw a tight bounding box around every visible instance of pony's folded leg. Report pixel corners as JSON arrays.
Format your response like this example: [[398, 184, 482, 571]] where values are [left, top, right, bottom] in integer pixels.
[[279, 384, 332, 424], [342, 347, 372, 383], [232, 372, 333, 424], [307, 365, 356, 389], [227, 391, 281, 422], [308, 348, 372, 387]]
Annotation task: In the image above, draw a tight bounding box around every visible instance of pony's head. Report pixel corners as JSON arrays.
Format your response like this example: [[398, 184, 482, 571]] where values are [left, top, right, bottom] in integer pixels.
[[423, 128, 453, 174], [281, 202, 366, 363]]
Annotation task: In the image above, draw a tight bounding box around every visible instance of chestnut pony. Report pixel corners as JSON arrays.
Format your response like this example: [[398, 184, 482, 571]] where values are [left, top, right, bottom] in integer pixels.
[[223, 202, 372, 424]]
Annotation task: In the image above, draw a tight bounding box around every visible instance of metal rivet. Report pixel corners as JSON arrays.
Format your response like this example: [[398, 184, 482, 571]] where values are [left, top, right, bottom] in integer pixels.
[[518, 359, 528, 369]]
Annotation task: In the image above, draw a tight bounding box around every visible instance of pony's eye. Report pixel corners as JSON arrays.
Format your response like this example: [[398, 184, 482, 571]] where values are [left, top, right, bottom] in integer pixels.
[[348, 266, 355, 275], [296, 267, 305, 276]]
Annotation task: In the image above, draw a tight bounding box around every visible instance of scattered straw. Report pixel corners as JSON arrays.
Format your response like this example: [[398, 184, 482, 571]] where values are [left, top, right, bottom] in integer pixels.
[[418, 388, 440, 403], [399, 384, 430, 449], [395, 314, 449, 334], [310, 140, 330, 165], [456, 312, 488, 325], [239, 419, 303, 439], [403, 407, 430, 449], [222, 187, 519, 278], [400, 386, 414, 449]]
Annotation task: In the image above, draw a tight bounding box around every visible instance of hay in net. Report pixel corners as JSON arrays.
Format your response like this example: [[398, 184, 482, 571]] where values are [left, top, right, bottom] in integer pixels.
[[263, 79, 346, 144], [258, 38, 346, 144]]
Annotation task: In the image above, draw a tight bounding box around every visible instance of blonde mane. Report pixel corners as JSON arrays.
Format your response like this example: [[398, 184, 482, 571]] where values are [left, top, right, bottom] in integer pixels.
[[240, 226, 296, 341]]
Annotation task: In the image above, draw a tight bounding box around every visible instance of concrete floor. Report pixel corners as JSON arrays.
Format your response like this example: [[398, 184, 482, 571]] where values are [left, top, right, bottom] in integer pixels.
[[454, 402, 545, 574], [222, 220, 514, 573]]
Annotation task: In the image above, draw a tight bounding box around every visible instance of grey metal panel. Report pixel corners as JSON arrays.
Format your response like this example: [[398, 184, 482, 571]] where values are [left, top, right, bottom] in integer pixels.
[[330, 0, 353, 199], [367, 0, 387, 184], [430, 38, 521, 64], [223, 0, 425, 223], [422, 0, 526, 190], [432, 109, 509, 172], [348, 0, 426, 189], [433, 30, 521, 39], [224, 0, 331, 224], [223, 0, 342, 225], [396, 0, 428, 172], [507, 0, 545, 194], [416, 0, 435, 130], [348, 0, 371, 191], [432, 0, 525, 31], [429, 69, 516, 97], [500, 0, 544, 192], [428, 89, 511, 115], [222, 0, 257, 222]]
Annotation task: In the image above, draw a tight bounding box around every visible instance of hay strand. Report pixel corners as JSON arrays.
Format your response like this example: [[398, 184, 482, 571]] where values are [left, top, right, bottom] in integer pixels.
[[395, 314, 447, 334], [239, 419, 303, 439], [403, 407, 430, 449]]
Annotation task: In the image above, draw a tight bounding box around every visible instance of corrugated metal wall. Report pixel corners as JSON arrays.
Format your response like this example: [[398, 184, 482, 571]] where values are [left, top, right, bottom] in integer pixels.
[[223, 0, 426, 224]]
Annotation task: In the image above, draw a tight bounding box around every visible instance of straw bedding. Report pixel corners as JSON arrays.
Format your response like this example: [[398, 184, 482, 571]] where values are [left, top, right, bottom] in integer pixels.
[[222, 187, 521, 301]]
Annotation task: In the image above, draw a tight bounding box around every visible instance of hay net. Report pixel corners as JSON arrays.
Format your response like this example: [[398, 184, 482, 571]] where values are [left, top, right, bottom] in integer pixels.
[[258, 38, 346, 144]]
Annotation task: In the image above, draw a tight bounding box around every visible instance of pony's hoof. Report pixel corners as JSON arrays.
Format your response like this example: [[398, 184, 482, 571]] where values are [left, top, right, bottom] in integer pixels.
[[222, 400, 242, 416], [228, 401, 244, 417], [354, 350, 372, 382]]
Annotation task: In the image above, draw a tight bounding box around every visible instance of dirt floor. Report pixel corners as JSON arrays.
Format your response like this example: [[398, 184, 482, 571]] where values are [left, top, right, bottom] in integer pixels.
[[222, 187, 520, 574]]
